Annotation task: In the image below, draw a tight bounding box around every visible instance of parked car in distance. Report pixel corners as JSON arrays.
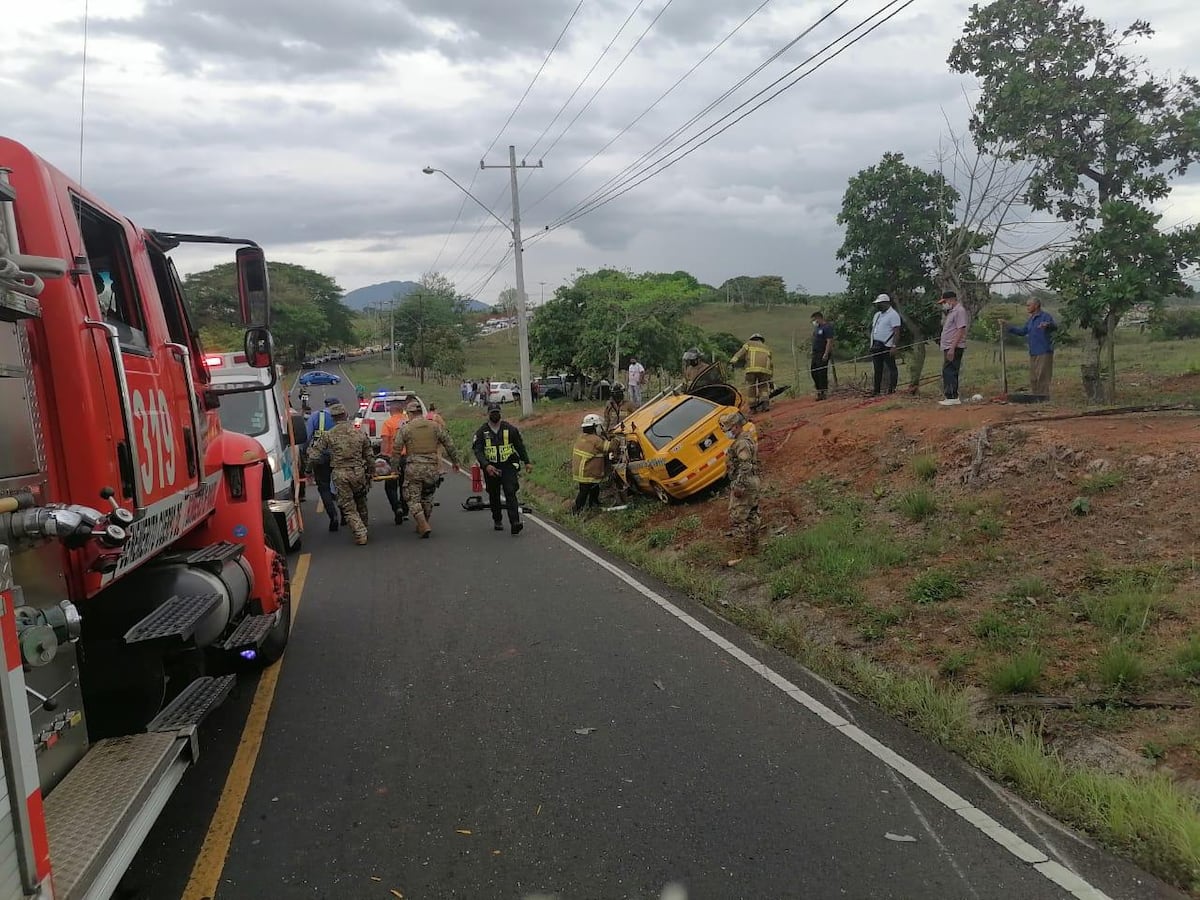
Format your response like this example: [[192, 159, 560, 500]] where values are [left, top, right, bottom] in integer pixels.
[[353, 391, 428, 451], [298, 370, 341, 386], [533, 375, 566, 399], [488, 381, 521, 403], [611, 364, 744, 503]]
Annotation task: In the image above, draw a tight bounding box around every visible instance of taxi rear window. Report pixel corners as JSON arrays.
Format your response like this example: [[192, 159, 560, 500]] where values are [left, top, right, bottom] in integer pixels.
[[645, 397, 716, 450]]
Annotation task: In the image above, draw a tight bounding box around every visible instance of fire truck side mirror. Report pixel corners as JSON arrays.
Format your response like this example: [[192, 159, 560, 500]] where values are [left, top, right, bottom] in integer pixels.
[[244, 327, 274, 370], [235, 246, 270, 327]]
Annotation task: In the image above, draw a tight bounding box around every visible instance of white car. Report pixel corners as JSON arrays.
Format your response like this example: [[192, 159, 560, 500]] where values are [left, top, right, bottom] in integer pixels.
[[353, 391, 428, 450], [487, 382, 521, 403]]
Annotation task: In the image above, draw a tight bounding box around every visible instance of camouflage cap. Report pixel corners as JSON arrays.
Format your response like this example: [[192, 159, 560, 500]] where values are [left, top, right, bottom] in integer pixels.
[[719, 411, 744, 430], [406, 400, 422, 414], [328, 402, 348, 418]]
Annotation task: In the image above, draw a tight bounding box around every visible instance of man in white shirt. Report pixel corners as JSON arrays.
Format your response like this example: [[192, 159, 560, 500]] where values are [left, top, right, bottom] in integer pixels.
[[627, 357, 646, 405], [869, 293, 902, 395]]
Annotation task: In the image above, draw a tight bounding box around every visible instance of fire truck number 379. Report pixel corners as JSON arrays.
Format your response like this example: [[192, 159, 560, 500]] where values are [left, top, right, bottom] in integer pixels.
[[132, 387, 177, 494]]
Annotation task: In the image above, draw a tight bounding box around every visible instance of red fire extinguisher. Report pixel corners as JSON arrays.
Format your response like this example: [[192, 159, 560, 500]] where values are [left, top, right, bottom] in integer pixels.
[[470, 462, 483, 494]]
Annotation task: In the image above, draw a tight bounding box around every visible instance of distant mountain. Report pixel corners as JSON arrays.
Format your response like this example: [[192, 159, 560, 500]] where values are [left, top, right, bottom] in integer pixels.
[[341, 281, 420, 310], [342, 280, 492, 313]]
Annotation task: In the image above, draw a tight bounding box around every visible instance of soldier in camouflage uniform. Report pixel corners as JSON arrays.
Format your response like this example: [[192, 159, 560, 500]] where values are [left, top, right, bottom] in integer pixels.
[[307, 402, 374, 545], [391, 400, 462, 538], [721, 410, 762, 551]]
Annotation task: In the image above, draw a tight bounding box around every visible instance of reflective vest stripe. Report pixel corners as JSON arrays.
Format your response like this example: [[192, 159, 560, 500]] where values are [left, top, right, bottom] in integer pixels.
[[484, 428, 515, 463], [746, 345, 771, 374]]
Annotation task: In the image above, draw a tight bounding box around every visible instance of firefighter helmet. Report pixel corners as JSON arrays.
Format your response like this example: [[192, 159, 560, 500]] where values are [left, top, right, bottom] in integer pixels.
[[749, 333, 764, 342], [683, 347, 701, 363], [582, 414, 603, 429]]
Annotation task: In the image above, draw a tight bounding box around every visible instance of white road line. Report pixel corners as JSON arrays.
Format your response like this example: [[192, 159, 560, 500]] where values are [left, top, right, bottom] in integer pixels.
[[526, 512, 1112, 900]]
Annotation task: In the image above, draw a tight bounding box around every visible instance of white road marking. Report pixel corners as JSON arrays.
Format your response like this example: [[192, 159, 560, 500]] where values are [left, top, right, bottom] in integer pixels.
[[526, 512, 1112, 900]]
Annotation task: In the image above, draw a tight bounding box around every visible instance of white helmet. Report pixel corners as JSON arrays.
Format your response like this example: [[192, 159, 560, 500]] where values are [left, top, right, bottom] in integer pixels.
[[582, 413, 604, 429]]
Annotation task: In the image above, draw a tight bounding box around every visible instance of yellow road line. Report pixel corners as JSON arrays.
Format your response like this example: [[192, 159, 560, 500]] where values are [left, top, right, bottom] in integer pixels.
[[182, 552, 310, 900]]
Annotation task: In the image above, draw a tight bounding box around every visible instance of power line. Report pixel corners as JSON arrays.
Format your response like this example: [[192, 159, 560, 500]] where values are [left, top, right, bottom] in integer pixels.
[[525, 0, 774, 215], [482, 0, 588, 159], [537, 0, 677, 162], [431, 0, 585, 272], [543, 0, 853, 229], [547, 0, 915, 233], [526, 0, 648, 160]]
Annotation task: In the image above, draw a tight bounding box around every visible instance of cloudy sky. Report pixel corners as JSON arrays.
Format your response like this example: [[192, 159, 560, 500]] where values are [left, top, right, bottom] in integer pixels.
[[4, 0, 1198, 302]]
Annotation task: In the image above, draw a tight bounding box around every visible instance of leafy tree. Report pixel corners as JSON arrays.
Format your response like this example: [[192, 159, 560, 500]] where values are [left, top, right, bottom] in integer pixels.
[[949, 0, 1200, 400], [394, 272, 471, 383], [529, 269, 709, 379], [495, 287, 520, 318], [834, 152, 958, 387], [181, 262, 351, 362], [717, 275, 788, 307]]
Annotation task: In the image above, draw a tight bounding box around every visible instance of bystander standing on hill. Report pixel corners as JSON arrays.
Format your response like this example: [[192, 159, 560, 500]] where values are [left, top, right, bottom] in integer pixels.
[[938, 290, 969, 407], [1004, 299, 1057, 400]]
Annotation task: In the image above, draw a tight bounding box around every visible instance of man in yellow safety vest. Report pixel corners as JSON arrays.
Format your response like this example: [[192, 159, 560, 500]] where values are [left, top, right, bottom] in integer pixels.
[[471, 403, 533, 535]]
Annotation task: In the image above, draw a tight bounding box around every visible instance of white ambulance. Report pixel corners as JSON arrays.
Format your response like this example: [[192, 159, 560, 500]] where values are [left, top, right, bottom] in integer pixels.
[[205, 351, 304, 551]]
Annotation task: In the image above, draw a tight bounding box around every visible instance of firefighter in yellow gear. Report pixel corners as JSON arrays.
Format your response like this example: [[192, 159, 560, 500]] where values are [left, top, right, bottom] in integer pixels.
[[572, 414, 611, 513], [730, 333, 774, 411]]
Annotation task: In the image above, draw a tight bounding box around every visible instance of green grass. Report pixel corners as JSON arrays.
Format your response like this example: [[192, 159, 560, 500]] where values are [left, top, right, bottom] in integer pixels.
[[907, 570, 964, 604], [1080, 470, 1126, 495], [990, 651, 1045, 694], [763, 516, 906, 604], [1006, 576, 1050, 602], [939, 650, 973, 678], [973, 611, 1025, 650], [1083, 577, 1161, 636], [895, 489, 938, 522], [859, 606, 904, 642], [1172, 637, 1200, 681], [911, 454, 939, 482], [644, 525, 678, 549], [1098, 644, 1145, 690]]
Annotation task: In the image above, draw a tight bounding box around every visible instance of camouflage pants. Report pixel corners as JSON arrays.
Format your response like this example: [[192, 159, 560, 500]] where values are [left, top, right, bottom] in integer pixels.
[[729, 476, 762, 550], [403, 460, 441, 520], [332, 469, 370, 539], [746, 373, 772, 410]]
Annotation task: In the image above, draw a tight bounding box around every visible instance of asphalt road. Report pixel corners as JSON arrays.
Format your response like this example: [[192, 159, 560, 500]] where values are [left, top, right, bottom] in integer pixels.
[[120, 384, 1183, 900]]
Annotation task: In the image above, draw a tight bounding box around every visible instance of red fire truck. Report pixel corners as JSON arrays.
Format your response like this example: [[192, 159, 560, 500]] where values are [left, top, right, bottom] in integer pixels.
[[0, 136, 290, 898]]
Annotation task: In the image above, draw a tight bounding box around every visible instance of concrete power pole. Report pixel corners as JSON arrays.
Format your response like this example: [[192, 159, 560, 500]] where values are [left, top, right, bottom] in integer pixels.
[[482, 145, 541, 417]]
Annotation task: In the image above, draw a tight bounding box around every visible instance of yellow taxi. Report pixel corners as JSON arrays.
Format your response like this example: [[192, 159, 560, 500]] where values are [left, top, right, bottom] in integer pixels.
[[611, 364, 745, 502]]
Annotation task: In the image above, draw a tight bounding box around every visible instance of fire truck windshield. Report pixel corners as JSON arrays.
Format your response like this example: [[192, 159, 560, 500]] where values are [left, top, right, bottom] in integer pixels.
[[217, 391, 269, 438]]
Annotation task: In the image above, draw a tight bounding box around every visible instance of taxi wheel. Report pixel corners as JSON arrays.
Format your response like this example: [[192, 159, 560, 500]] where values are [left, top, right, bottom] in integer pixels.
[[649, 481, 670, 504]]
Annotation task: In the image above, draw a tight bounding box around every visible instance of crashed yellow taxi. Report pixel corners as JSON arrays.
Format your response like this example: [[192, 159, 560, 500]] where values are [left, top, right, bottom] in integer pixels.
[[610, 364, 745, 502]]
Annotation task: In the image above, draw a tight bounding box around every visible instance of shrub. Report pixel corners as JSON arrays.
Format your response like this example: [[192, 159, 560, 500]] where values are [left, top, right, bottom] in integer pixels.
[[907, 570, 964, 604], [1171, 637, 1200, 681], [645, 526, 678, 549], [990, 651, 1044, 694], [896, 489, 937, 522], [1152, 307, 1200, 341], [1098, 644, 1145, 690]]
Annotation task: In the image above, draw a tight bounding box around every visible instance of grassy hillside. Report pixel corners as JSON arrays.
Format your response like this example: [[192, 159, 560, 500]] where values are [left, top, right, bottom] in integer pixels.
[[687, 303, 818, 353]]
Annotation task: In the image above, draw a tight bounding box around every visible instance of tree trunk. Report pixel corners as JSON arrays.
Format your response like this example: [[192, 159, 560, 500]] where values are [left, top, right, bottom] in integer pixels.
[[1079, 324, 1109, 404]]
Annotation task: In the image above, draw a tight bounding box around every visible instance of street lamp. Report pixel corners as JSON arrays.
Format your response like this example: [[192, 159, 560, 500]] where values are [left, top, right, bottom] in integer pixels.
[[424, 161, 533, 417]]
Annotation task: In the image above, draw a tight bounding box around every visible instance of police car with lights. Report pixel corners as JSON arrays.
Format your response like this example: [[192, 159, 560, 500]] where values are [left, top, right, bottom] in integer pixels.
[[354, 389, 429, 451]]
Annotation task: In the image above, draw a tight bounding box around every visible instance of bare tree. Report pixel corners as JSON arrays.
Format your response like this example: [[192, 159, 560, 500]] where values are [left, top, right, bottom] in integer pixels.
[[933, 115, 1076, 319]]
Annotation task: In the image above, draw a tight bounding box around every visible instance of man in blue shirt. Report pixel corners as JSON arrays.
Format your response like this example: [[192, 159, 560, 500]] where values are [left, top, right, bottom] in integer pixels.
[[1005, 299, 1057, 399], [810, 311, 836, 400], [306, 398, 341, 529]]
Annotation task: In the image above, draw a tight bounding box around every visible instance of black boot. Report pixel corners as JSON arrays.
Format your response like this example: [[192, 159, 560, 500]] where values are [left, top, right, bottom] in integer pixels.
[[328, 518, 338, 532], [493, 519, 504, 531], [394, 508, 405, 525], [511, 520, 523, 535]]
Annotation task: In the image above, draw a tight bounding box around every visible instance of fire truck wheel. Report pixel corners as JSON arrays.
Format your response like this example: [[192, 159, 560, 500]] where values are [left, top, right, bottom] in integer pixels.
[[257, 503, 292, 665]]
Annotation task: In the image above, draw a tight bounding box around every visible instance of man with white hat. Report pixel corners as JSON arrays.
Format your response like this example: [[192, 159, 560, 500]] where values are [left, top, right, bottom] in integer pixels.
[[869, 294, 902, 396]]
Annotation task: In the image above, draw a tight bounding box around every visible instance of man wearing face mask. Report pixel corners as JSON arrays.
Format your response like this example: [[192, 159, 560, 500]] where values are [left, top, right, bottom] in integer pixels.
[[472, 403, 533, 534]]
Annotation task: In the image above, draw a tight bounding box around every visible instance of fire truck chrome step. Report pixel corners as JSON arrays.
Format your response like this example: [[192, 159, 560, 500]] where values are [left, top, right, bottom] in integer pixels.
[[220, 613, 277, 652], [122, 593, 222, 644], [44, 732, 190, 900], [147, 675, 236, 733], [157, 540, 245, 570]]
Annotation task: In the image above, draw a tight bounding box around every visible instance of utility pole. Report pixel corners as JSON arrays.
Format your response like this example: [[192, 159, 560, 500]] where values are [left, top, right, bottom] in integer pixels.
[[389, 299, 396, 376], [481, 145, 541, 417], [539, 281, 546, 305]]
